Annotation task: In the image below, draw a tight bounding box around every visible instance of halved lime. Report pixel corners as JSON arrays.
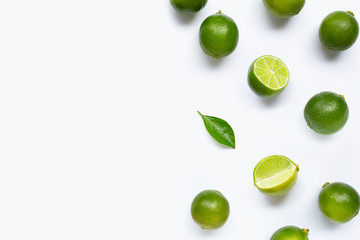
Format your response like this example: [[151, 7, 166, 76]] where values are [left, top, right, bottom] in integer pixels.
[[248, 55, 289, 97], [253, 155, 299, 196]]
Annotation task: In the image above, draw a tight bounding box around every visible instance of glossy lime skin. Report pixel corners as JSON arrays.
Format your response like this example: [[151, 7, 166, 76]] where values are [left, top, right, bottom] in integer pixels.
[[191, 190, 230, 230], [199, 12, 239, 58], [319, 182, 360, 223], [304, 91, 349, 135], [271, 226, 308, 240], [170, 0, 207, 15], [263, 0, 305, 18], [319, 11, 359, 51]]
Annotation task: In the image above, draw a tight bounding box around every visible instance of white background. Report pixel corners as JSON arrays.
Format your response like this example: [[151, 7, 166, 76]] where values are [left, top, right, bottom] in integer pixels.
[[0, 0, 360, 239]]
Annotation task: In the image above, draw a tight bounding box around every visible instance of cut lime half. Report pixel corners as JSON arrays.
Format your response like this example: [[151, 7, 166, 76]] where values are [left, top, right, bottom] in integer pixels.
[[248, 55, 289, 97], [253, 155, 299, 196]]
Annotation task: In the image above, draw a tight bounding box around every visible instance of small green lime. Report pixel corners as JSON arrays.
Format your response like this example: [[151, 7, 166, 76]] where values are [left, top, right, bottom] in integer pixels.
[[270, 226, 309, 240], [318, 182, 360, 223], [263, 0, 306, 18], [199, 11, 239, 58], [319, 11, 359, 51], [248, 55, 290, 97], [191, 190, 230, 230], [304, 91, 349, 135], [169, 0, 207, 15]]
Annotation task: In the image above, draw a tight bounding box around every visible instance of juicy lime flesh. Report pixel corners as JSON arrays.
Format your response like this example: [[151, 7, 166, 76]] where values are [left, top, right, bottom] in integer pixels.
[[319, 182, 360, 223], [271, 226, 309, 240], [304, 91, 349, 135], [191, 190, 230, 230], [253, 56, 289, 90], [319, 11, 359, 51], [199, 12, 239, 58], [256, 166, 296, 189], [254, 155, 298, 196]]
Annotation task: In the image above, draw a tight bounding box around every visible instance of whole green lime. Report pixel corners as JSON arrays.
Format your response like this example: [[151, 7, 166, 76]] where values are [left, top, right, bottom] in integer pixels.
[[169, 0, 207, 15], [304, 91, 349, 135], [319, 11, 359, 51], [263, 0, 306, 18], [319, 182, 360, 223], [270, 226, 309, 240], [199, 11, 239, 58], [191, 189, 230, 230]]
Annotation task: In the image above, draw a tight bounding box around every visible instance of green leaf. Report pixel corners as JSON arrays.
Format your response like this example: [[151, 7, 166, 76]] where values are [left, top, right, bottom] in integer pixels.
[[197, 111, 235, 149]]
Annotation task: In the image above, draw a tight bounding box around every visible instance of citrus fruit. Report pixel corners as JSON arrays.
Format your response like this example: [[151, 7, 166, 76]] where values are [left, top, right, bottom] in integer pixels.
[[263, 0, 306, 18], [304, 91, 349, 135], [191, 189, 230, 230], [253, 155, 299, 196], [319, 11, 359, 51], [318, 182, 360, 223], [199, 11, 239, 58], [169, 0, 207, 15], [270, 226, 309, 240], [248, 55, 290, 97]]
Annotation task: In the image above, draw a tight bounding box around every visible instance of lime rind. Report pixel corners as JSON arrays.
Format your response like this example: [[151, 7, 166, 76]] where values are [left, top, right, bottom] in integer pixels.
[[253, 56, 289, 90]]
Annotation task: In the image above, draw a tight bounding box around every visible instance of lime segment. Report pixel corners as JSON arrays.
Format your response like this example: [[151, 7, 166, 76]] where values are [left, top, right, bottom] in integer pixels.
[[253, 155, 299, 196]]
